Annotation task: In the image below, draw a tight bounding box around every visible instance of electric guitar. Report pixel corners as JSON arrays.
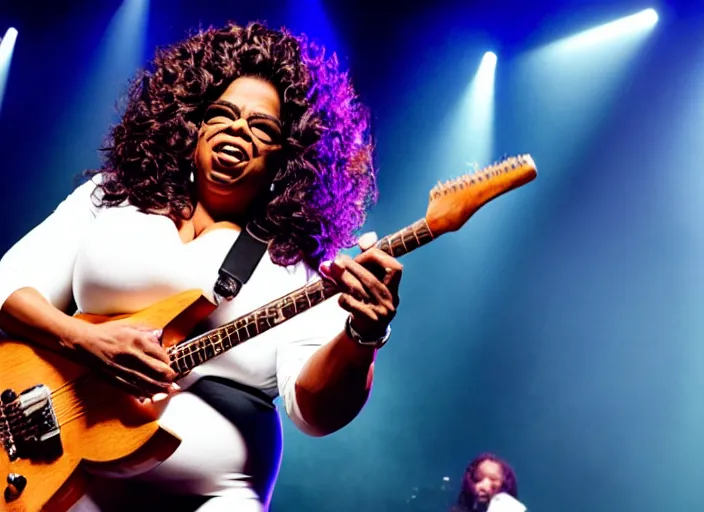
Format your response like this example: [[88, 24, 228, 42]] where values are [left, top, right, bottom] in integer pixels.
[[0, 154, 537, 511]]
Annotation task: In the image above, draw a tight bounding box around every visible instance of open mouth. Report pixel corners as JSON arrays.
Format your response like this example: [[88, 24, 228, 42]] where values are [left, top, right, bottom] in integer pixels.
[[213, 141, 249, 167]]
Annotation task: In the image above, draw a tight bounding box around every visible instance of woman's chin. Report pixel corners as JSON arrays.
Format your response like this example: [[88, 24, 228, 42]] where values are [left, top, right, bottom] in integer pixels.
[[205, 169, 245, 189]]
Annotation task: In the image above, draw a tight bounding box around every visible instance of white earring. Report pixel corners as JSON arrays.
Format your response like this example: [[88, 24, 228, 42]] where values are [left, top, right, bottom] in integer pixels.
[[189, 172, 195, 183]]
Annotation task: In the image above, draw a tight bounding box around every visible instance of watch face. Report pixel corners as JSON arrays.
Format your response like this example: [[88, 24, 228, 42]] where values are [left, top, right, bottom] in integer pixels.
[[346, 317, 391, 347]]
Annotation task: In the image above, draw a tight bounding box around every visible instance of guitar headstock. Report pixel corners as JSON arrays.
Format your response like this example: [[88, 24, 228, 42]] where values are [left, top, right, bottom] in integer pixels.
[[425, 154, 537, 236]]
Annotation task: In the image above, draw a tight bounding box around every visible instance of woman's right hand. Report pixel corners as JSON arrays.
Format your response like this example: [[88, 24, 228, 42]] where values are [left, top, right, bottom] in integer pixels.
[[64, 322, 178, 398]]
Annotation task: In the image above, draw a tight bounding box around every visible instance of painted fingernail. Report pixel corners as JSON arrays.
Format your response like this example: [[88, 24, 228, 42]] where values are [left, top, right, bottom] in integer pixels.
[[171, 383, 181, 392], [152, 392, 168, 402], [152, 329, 163, 338], [358, 232, 378, 247], [319, 264, 331, 281]]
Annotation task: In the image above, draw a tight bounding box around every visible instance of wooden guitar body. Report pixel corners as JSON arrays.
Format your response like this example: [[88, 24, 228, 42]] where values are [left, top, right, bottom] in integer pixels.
[[0, 290, 216, 512]]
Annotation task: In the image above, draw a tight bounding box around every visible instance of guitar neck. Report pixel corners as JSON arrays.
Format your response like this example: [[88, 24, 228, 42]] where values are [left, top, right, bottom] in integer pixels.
[[168, 218, 435, 376]]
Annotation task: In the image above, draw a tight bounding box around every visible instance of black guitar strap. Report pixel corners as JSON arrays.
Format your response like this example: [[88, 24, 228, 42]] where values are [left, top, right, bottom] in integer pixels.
[[213, 223, 269, 303]]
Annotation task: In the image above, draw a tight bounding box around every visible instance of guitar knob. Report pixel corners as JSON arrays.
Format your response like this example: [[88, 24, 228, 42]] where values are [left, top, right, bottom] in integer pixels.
[[4, 473, 26, 502], [7, 474, 26, 491], [0, 389, 17, 405]]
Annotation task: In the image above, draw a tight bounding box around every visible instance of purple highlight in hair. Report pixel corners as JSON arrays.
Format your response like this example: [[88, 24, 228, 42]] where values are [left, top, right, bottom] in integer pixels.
[[295, 37, 377, 263]]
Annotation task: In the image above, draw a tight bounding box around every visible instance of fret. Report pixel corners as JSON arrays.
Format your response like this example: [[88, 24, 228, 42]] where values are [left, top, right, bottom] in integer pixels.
[[221, 328, 233, 350], [252, 313, 261, 335], [212, 332, 223, 356], [172, 345, 185, 370], [241, 318, 252, 338], [294, 291, 308, 312], [176, 344, 186, 369], [280, 297, 294, 319], [315, 282, 334, 304], [391, 233, 402, 257], [204, 336, 215, 359], [193, 339, 205, 367], [400, 229, 409, 252], [233, 323, 245, 344], [185, 343, 196, 369], [381, 234, 391, 256], [261, 310, 274, 329], [402, 227, 415, 251], [172, 352, 188, 373], [199, 337, 209, 364], [182, 345, 196, 371], [276, 303, 289, 323], [377, 236, 391, 255], [263, 306, 276, 327], [383, 234, 394, 256], [306, 284, 320, 306], [259, 310, 269, 330]]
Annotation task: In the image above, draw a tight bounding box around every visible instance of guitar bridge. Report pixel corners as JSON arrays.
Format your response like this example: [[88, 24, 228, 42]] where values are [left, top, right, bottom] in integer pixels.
[[0, 385, 63, 462]]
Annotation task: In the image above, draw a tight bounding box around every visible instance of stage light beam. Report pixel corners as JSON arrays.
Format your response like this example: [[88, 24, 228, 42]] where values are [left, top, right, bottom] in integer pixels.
[[48, 0, 150, 173], [0, 27, 19, 112], [559, 8, 659, 51], [512, 6, 660, 200], [464, 51, 497, 166]]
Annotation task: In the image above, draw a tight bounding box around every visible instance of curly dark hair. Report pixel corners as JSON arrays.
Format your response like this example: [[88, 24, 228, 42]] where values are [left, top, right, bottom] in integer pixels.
[[451, 453, 519, 512], [87, 21, 376, 266]]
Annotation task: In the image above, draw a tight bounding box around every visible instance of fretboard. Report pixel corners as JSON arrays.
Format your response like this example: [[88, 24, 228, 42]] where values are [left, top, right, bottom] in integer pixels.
[[168, 218, 435, 376]]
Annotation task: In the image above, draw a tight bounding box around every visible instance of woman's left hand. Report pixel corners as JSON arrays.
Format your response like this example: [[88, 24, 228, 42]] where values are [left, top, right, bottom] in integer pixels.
[[320, 232, 403, 341]]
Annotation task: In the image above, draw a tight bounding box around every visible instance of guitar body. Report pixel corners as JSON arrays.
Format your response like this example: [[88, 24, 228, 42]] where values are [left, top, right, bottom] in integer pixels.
[[0, 290, 216, 512]]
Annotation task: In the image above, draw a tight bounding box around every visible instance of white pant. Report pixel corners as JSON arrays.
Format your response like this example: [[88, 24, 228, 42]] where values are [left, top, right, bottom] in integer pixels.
[[69, 389, 278, 512], [70, 494, 263, 512], [68, 479, 264, 512]]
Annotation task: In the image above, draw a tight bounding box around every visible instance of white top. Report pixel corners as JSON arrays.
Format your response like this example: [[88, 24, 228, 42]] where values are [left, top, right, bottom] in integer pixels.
[[0, 176, 348, 436], [487, 493, 527, 512]]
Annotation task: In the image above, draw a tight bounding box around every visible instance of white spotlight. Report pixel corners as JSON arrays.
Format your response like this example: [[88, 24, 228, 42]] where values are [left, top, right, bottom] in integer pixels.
[[463, 50, 498, 165], [0, 27, 18, 112], [475, 51, 498, 95], [0, 27, 18, 60], [639, 8, 659, 27], [482, 51, 498, 70], [561, 8, 659, 50]]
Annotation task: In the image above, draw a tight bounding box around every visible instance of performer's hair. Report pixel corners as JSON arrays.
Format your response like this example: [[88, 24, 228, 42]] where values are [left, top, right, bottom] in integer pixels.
[[88, 21, 375, 267]]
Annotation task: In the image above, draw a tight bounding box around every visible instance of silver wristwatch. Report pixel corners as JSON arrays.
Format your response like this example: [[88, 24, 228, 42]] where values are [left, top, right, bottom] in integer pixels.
[[345, 316, 391, 349]]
